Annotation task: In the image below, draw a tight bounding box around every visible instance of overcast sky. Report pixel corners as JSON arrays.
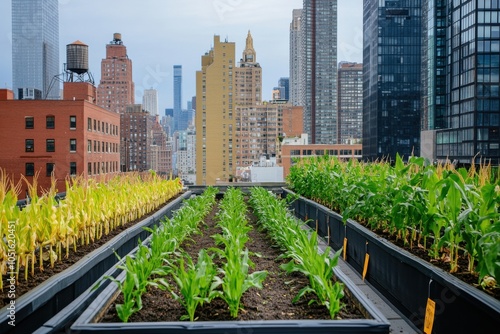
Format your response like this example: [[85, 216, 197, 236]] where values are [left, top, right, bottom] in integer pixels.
[[0, 0, 363, 112]]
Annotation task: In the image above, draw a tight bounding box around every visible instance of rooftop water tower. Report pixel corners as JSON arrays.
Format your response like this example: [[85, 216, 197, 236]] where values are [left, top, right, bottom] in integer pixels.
[[65, 40, 94, 84]]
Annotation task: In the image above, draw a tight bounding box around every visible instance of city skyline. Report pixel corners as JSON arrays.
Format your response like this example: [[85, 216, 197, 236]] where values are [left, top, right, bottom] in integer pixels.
[[0, 0, 363, 110]]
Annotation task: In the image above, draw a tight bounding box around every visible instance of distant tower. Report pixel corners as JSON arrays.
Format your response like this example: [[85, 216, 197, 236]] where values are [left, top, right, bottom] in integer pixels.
[[338, 62, 362, 144], [302, 0, 338, 144], [173, 65, 182, 132], [12, 0, 60, 100], [143, 88, 159, 115], [235, 30, 262, 106], [97, 33, 135, 113], [289, 8, 303, 106]]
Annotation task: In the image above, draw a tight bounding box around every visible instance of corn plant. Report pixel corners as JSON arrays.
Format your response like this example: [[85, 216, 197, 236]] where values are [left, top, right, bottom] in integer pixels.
[[163, 249, 220, 321], [211, 187, 268, 318], [106, 186, 218, 322], [249, 187, 344, 318], [287, 154, 500, 288]]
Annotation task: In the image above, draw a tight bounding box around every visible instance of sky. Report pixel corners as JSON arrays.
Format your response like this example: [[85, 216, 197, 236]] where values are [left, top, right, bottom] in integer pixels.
[[0, 0, 363, 112]]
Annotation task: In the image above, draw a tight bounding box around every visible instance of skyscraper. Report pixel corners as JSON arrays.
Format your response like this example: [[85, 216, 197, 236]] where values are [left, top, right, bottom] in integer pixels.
[[290, 9, 303, 106], [338, 62, 363, 144], [173, 65, 182, 133], [235, 31, 262, 106], [278, 77, 290, 101], [363, 0, 422, 160], [142, 88, 158, 115], [195, 36, 236, 185], [12, 0, 60, 100], [422, 0, 500, 165], [302, 0, 338, 144], [97, 33, 135, 114]]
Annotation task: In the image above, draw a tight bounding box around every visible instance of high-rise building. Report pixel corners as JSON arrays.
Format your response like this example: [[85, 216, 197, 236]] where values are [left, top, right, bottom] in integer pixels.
[[150, 116, 171, 175], [12, 0, 60, 100], [363, 0, 422, 161], [421, 0, 500, 165], [290, 9, 303, 106], [120, 104, 152, 172], [302, 0, 338, 144], [338, 62, 363, 144], [97, 33, 135, 114], [142, 88, 158, 115], [278, 77, 290, 101], [195, 35, 236, 185], [235, 31, 262, 106], [173, 65, 182, 133]]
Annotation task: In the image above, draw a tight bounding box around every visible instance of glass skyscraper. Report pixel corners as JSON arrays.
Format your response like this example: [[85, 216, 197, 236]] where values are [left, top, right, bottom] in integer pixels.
[[12, 0, 60, 100], [422, 0, 500, 165], [363, 0, 422, 161], [173, 65, 182, 133], [302, 0, 338, 144]]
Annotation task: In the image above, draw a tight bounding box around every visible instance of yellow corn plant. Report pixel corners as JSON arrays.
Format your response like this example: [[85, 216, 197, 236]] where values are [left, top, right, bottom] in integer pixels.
[[0, 171, 183, 286]]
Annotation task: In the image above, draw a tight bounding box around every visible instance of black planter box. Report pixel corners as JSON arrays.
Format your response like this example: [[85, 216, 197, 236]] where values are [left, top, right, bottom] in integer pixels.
[[283, 188, 500, 334], [0, 192, 191, 334]]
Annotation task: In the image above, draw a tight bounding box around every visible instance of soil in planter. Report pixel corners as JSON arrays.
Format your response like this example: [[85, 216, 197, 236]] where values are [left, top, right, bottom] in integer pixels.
[[0, 193, 184, 308], [101, 200, 365, 322], [371, 226, 500, 300]]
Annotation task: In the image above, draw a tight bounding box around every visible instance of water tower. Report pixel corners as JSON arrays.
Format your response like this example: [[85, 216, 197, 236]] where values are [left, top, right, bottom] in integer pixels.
[[65, 40, 94, 84]]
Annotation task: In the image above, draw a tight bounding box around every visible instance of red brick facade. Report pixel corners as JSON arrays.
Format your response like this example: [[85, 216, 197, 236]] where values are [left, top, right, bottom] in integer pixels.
[[0, 84, 120, 196]]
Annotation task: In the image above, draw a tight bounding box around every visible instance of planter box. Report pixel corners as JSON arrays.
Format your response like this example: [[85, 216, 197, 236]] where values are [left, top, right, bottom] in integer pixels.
[[283, 188, 500, 334], [70, 251, 390, 334], [0, 192, 191, 334]]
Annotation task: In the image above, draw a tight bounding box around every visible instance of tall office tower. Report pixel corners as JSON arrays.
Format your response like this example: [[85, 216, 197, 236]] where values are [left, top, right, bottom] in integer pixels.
[[235, 31, 262, 106], [142, 88, 158, 115], [363, 0, 422, 160], [278, 77, 290, 101], [12, 0, 60, 100], [195, 36, 236, 185], [302, 0, 338, 144], [97, 33, 135, 114], [120, 104, 152, 172], [338, 62, 363, 144], [290, 9, 303, 106], [150, 117, 171, 175], [422, 0, 500, 165], [173, 65, 182, 132]]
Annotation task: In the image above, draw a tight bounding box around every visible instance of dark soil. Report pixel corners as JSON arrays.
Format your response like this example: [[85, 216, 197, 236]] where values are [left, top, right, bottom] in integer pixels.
[[101, 200, 365, 322], [0, 193, 183, 308]]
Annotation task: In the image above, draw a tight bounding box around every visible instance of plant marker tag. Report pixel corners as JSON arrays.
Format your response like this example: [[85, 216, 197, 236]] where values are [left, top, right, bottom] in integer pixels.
[[343, 238, 347, 260], [362, 253, 369, 281], [423, 298, 435, 334]]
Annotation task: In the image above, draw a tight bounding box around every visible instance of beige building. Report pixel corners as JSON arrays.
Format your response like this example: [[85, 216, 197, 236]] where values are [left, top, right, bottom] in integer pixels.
[[195, 36, 236, 185], [235, 31, 262, 106]]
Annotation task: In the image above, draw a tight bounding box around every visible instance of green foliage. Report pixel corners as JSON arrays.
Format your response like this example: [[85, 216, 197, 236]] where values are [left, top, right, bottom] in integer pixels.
[[287, 155, 500, 288], [249, 187, 344, 319]]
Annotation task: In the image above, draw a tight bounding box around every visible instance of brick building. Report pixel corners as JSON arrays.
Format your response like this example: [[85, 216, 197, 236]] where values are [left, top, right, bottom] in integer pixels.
[[0, 82, 120, 196], [120, 104, 153, 172]]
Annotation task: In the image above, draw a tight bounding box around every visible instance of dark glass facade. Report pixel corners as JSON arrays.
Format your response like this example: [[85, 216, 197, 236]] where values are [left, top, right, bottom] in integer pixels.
[[363, 0, 422, 161], [302, 0, 338, 144], [424, 0, 500, 165]]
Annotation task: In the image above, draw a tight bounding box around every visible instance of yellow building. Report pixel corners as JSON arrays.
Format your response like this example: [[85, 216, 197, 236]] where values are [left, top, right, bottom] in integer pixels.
[[196, 36, 236, 185]]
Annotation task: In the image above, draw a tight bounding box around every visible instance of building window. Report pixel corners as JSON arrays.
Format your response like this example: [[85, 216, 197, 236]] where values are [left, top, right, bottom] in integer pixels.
[[25, 139, 34, 152], [26, 163, 35, 176], [46, 163, 55, 177], [88, 117, 92, 131], [70, 162, 77, 176], [25, 116, 34, 129], [88, 162, 92, 175], [46, 116, 55, 129], [46, 139, 55, 152], [70, 116, 77, 129], [70, 139, 77, 152], [88, 140, 92, 153], [94, 119, 97, 131]]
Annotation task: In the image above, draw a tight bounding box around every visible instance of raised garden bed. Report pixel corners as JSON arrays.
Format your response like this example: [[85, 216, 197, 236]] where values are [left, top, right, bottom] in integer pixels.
[[284, 188, 500, 334], [0, 191, 191, 334], [70, 187, 390, 334]]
